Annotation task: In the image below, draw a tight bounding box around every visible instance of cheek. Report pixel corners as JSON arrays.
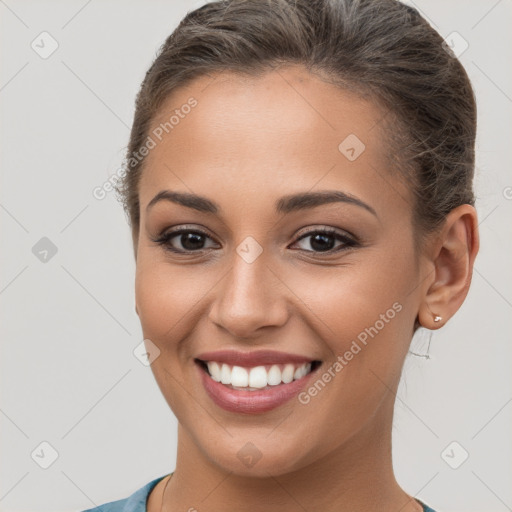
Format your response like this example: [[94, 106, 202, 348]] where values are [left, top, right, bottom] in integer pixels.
[[134, 259, 209, 412], [278, 254, 416, 440], [135, 259, 206, 341], [282, 248, 416, 364]]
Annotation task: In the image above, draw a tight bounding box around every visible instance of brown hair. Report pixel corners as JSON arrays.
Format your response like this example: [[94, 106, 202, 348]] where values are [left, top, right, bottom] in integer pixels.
[[115, 0, 477, 248]]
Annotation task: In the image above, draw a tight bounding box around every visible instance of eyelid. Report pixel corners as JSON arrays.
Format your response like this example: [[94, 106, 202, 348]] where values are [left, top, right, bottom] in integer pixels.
[[294, 225, 357, 242]]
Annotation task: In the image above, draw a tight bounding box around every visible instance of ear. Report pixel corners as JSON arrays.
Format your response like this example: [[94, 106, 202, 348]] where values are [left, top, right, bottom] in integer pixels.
[[417, 204, 479, 329]]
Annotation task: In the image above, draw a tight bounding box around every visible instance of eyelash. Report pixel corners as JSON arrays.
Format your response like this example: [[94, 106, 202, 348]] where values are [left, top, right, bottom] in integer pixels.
[[151, 225, 359, 256]]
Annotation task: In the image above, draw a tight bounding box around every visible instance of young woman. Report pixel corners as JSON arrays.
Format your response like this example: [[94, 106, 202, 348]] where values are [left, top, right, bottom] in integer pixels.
[[83, 0, 479, 510]]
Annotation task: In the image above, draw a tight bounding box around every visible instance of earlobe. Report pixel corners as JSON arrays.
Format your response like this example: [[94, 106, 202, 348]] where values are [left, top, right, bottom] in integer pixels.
[[418, 204, 479, 329]]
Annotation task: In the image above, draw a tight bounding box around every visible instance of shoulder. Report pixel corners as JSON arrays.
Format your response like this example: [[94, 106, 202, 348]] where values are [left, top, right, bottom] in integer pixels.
[[79, 474, 169, 512]]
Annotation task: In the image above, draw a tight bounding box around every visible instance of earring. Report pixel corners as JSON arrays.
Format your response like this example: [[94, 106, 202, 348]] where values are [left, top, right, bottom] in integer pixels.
[[433, 315, 442, 323]]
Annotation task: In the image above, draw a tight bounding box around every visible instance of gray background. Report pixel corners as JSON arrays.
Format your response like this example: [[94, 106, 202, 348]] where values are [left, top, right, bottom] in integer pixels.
[[1, 1, 511, 511]]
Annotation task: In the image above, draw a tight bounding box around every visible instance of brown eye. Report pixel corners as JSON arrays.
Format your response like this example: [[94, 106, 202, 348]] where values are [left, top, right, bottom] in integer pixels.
[[152, 227, 218, 253], [291, 228, 357, 254]]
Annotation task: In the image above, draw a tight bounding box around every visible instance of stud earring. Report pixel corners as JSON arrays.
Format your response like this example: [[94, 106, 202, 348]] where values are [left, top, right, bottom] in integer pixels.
[[433, 315, 442, 323]]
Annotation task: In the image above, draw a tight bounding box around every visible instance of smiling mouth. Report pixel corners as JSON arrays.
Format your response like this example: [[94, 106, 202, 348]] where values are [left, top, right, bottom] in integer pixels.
[[195, 359, 322, 391]]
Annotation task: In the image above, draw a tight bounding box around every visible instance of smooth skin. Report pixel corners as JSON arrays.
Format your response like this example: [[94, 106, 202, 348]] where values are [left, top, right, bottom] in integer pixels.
[[134, 65, 479, 512]]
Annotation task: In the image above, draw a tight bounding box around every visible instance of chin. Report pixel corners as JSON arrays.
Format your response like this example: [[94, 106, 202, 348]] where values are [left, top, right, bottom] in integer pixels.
[[195, 429, 318, 478]]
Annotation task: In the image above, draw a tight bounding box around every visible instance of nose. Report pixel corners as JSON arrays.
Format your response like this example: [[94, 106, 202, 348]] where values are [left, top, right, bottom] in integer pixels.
[[208, 254, 289, 339]]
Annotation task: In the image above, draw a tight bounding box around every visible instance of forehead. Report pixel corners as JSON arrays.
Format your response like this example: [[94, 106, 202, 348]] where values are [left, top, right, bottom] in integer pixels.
[[139, 65, 409, 222]]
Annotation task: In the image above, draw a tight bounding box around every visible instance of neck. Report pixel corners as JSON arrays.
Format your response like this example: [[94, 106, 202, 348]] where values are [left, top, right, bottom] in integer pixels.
[[161, 400, 422, 512]]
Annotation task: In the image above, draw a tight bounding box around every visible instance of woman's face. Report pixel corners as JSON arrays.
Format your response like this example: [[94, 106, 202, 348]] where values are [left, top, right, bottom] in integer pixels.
[[135, 65, 427, 476]]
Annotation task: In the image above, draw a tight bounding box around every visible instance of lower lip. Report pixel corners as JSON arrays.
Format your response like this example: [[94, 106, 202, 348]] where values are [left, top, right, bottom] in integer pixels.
[[197, 362, 318, 414]]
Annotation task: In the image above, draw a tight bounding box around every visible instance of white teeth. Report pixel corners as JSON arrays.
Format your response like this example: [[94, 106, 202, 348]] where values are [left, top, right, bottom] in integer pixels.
[[231, 366, 249, 387], [295, 364, 309, 379], [267, 364, 282, 386], [220, 363, 231, 384], [203, 360, 314, 389], [248, 366, 267, 388], [281, 363, 295, 384], [206, 361, 221, 382]]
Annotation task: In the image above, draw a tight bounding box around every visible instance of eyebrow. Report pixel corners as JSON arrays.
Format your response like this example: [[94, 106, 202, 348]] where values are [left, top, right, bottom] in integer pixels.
[[146, 189, 377, 217]]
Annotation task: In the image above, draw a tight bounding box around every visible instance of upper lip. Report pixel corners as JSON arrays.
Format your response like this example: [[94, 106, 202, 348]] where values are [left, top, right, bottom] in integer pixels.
[[195, 349, 318, 367]]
